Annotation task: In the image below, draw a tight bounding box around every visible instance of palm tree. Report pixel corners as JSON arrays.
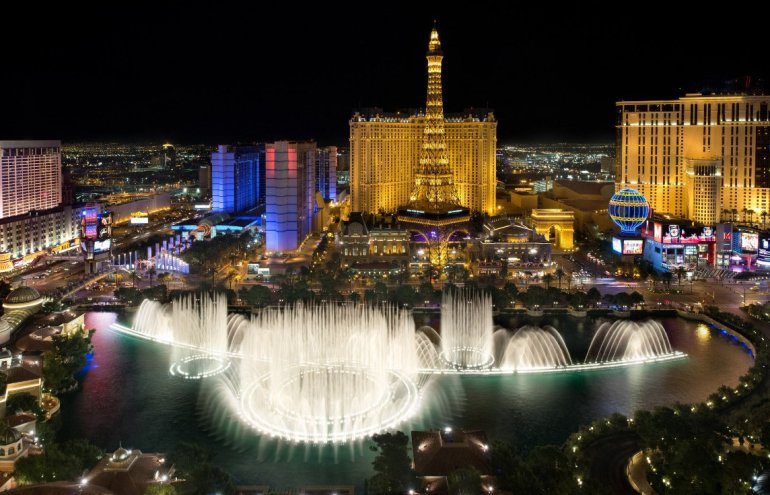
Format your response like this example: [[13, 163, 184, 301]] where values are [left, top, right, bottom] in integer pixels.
[[554, 267, 565, 290], [731, 208, 738, 223], [225, 269, 240, 290], [542, 273, 554, 289], [675, 266, 687, 286], [763, 211, 768, 229], [147, 267, 157, 287], [742, 208, 749, 225]]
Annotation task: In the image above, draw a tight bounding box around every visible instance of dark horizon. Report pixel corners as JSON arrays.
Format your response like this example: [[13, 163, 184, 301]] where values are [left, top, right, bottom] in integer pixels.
[[3, 4, 766, 146]]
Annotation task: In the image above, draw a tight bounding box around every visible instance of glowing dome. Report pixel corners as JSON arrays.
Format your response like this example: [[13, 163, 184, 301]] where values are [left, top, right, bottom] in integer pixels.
[[608, 188, 649, 235]]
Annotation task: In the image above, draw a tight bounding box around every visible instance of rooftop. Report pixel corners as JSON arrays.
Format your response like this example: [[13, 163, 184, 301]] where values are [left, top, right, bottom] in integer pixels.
[[411, 429, 492, 477]]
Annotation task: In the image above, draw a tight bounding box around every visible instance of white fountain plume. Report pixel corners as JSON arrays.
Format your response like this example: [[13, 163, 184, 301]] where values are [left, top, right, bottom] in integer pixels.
[[499, 325, 572, 371], [440, 291, 494, 369], [586, 319, 674, 363], [234, 303, 422, 443]]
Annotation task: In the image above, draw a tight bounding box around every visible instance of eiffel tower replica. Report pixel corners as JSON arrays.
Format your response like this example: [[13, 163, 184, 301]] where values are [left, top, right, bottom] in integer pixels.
[[398, 24, 470, 269]]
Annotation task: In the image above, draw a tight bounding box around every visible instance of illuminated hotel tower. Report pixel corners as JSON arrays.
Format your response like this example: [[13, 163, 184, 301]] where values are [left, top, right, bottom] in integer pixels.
[[349, 28, 496, 216], [0, 140, 62, 219], [616, 93, 770, 224]]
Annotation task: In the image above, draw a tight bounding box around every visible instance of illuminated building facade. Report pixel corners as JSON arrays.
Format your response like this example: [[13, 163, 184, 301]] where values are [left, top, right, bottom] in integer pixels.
[[211, 144, 263, 214], [640, 221, 717, 272], [616, 94, 770, 223], [265, 140, 316, 252], [0, 205, 83, 271], [316, 146, 337, 201], [349, 32, 496, 217], [0, 140, 62, 220]]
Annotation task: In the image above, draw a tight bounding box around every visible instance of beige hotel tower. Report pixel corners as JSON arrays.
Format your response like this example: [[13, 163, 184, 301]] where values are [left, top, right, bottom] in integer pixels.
[[349, 27, 497, 216], [616, 93, 770, 225]]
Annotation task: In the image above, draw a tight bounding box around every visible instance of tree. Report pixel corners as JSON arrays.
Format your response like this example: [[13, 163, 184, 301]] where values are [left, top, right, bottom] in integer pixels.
[[114, 287, 142, 305], [13, 443, 81, 485], [0, 280, 11, 301], [364, 289, 377, 303], [147, 267, 157, 287], [490, 287, 511, 309], [393, 285, 416, 307], [157, 272, 173, 286], [504, 282, 518, 299], [418, 282, 436, 304], [144, 485, 177, 495], [374, 281, 389, 300], [349, 291, 361, 304], [43, 331, 90, 393], [489, 442, 537, 493], [5, 393, 43, 419], [447, 467, 483, 495], [239, 285, 273, 307], [586, 287, 601, 302], [554, 268, 565, 290], [62, 438, 102, 473], [367, 432, 415, 495], [542, 274, 554, 289]]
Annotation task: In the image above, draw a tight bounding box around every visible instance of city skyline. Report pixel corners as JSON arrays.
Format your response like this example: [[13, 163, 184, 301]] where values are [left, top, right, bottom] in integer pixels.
[[2, 5, 767, 144]]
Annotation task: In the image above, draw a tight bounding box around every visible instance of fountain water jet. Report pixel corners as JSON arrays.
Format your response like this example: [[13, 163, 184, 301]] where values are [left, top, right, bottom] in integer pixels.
[[134, 294, 232, 379], [586, 319, 674, 363], [439, 291, 494, 369], [498, 325, 572, 371], [232, 303, 423, 443]]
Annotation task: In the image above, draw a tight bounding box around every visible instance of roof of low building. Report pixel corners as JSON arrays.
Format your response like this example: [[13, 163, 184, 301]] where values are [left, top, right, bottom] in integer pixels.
[[4, 287, 42, 305], [411, 429, 492, 476]]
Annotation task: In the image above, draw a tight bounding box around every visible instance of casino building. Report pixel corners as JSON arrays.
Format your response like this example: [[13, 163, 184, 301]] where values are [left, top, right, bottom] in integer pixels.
[[350, 25, 496, 268]]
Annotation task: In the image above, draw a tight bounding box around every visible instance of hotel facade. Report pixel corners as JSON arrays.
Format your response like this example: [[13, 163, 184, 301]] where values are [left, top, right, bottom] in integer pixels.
[[0, 140, 62, 220], [615, 94, 770, 225], [349, 31, 497, 217]]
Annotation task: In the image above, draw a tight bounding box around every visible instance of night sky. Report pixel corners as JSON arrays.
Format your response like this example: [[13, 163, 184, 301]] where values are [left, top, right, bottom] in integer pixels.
[[2, 4, 767, 145]]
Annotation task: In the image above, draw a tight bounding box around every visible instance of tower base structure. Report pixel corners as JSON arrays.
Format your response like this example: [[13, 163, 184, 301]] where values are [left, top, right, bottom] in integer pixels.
[[397, 205, 469, 268]]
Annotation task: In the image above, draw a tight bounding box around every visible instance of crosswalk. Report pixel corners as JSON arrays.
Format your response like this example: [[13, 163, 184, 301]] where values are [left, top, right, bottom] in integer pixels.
[[693, 268, 737, 281]]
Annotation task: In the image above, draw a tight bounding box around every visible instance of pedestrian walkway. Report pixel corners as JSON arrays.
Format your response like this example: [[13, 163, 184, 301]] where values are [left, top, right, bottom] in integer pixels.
[[626, 450, 656, 494]]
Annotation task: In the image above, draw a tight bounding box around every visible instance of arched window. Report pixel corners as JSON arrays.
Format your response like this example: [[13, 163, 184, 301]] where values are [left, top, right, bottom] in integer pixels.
[[8, 447, 14, 455], [0, 448, 5, 456]]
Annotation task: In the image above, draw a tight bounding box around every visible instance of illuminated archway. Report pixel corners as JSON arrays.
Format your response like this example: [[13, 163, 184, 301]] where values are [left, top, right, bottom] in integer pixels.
[[531, 209, 574, 250]]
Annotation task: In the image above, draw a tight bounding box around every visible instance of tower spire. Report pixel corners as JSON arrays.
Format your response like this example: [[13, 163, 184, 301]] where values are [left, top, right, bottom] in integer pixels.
[[409, 24, 458, 209]]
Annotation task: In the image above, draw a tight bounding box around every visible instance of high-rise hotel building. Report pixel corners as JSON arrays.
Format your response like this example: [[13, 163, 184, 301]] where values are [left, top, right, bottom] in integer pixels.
[[616, 94, 770, 224], [349, 34, 497, 216], [265, 140, 317, 252], [211, 144, 264, 214], [0, 140, 82, 266], [0, 140, 62, 219]]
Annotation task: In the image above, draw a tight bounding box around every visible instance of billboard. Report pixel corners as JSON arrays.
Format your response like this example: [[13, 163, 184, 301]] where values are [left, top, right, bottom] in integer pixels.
[[98, 212, 112, 239], [622, 239, 644, 255], [653, 223, 663, 242], [81, 205, 99, 239], [93, 239, 111, 253], [741, 232, 759, 252], [130, 216, 149, 225], [668, 225, 680, 239], [759, 237, 770, 265], [612, 237, 622, 253]]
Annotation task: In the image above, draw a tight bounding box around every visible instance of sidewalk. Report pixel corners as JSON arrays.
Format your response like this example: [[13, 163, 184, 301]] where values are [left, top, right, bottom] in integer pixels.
[[626, 450, 655, 495]]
